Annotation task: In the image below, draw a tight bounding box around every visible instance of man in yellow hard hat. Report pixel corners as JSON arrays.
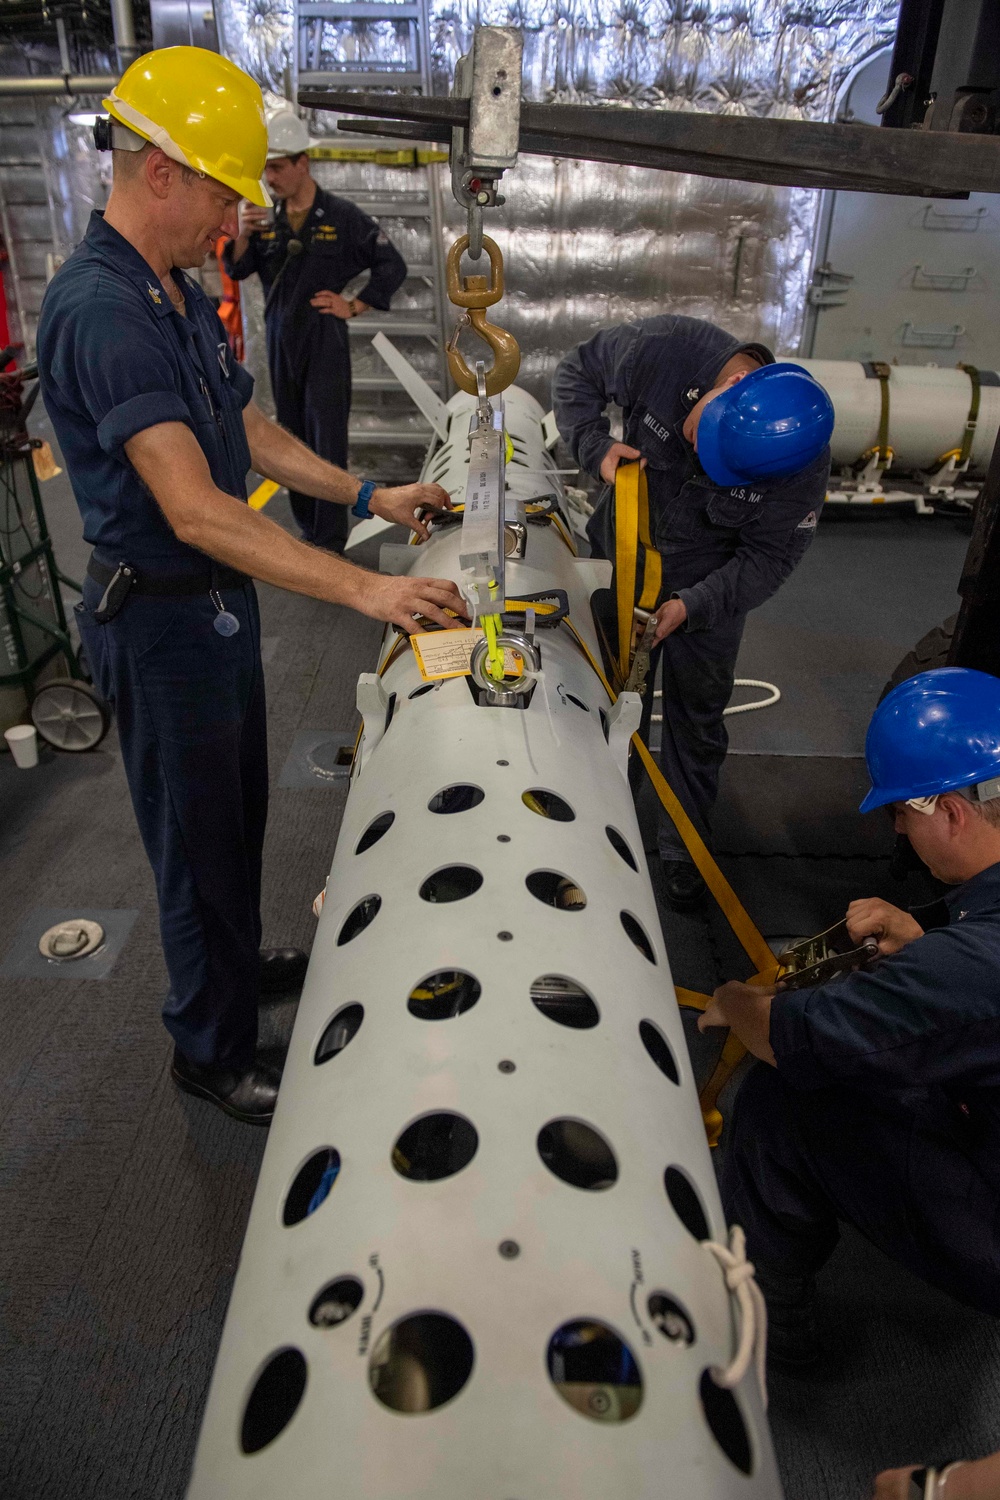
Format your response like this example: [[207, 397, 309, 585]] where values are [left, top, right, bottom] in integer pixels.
[[37, 47, 464, 1126]]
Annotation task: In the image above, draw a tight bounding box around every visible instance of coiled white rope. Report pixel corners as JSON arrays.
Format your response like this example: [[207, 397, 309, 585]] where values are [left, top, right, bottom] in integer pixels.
[[723, 679, 782, 717], [650, 679, 781, 722], [702, 1226, 769, 1408]]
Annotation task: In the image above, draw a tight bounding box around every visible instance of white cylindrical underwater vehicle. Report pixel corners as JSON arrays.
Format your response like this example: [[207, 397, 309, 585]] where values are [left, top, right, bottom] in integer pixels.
[[187, 378, 783, 1500], [798, 357, 1000, 473]]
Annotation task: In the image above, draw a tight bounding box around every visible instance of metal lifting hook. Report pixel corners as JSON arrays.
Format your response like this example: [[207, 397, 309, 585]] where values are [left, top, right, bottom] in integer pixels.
[[445, 233, 521, 398]]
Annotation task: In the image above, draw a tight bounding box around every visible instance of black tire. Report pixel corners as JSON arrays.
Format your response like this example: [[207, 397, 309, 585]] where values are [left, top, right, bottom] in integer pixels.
[[30, 677, 111, 751], [880, 614, 956, 702]]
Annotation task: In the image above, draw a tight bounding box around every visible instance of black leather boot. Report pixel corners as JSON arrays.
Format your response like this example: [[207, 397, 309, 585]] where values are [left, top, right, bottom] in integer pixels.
[[259, 946, 309, 994], [171, 1048, 280, 1125], [661, 860, 707, 912]]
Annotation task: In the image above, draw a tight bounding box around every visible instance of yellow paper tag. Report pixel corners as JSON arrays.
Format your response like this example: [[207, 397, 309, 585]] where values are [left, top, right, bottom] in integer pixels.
[[32, 441, 62, 482], [411, 628, 523, 683]]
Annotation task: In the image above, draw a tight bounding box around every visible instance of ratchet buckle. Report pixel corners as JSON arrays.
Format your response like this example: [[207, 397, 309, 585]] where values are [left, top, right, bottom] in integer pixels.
[[776, 918, 880, 992]]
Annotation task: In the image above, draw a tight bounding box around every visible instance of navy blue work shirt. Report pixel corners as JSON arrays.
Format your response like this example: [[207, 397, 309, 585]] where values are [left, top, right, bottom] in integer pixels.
[[552, 315, 830, 631], [223, 186, 405, 344], [771, 861, 1000, 1194], [38, 211, 254, 570]]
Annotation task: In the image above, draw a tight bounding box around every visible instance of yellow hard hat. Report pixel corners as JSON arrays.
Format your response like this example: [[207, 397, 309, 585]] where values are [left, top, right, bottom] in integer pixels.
[[104, 46, 271, 207]]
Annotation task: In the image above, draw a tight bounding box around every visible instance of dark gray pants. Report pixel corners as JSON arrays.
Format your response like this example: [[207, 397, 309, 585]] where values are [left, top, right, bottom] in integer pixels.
[[637, 613, 746, 862]]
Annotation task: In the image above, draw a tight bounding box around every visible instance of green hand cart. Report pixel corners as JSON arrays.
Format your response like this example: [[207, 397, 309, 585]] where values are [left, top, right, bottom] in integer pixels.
[[0, 356, 110, 752]]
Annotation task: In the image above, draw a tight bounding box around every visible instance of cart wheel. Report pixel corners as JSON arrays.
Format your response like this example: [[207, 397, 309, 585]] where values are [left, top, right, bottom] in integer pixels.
[[30, 678, 111, 751]]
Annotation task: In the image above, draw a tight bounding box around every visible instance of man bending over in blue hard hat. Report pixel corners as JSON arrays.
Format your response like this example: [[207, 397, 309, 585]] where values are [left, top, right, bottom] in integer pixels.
[[553, 317, 834, 911], [701, 667, 1000, 1365]]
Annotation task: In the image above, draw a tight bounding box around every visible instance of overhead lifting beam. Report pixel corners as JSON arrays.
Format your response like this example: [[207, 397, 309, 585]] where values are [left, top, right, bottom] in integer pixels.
[[297, 87, 1000, 199]]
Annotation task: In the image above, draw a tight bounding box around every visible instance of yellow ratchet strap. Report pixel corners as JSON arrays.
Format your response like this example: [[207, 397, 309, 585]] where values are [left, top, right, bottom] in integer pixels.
[[562, 620, 774, 976], [957, 363, 981, 467], [562, 616, 779, 1146], [928, 363, 979, 472], [614, 462, 662, 686]]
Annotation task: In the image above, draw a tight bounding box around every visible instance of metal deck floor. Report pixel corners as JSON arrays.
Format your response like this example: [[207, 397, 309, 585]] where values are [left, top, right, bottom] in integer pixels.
[[1, 451, 998, 1499]]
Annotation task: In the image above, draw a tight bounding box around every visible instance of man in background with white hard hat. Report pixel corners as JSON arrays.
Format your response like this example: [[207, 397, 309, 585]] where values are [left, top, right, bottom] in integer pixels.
[[37, 48, 463, 1126], [225, 107, 407, 552]]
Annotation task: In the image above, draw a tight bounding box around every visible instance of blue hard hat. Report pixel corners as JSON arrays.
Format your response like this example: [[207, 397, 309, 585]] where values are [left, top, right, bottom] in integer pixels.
[[860, 666, 1000, 813], [696, 362, 835, 488]]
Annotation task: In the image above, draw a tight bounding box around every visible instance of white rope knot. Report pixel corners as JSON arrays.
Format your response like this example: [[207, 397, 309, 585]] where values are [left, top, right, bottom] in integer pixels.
[[702, 1225, 769, 1409]]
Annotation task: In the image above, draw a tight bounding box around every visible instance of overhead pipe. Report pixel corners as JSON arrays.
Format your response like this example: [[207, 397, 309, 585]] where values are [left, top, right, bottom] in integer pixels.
[[0, 0, 135, 96], [0, 75, 118, 95], [110, 0, 140, 67]]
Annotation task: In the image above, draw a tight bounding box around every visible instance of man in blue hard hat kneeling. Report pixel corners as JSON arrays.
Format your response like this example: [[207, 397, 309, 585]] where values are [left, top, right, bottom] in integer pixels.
[[554, 317, 833, 911], [702, 667, 1000, 1365]]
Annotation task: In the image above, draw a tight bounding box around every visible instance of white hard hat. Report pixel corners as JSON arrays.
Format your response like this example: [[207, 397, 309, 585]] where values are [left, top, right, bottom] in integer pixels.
[[266, 109, 311, 159]]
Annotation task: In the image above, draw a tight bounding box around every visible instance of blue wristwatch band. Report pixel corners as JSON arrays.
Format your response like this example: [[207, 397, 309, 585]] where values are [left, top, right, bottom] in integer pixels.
[[352, 480, 376, 519]]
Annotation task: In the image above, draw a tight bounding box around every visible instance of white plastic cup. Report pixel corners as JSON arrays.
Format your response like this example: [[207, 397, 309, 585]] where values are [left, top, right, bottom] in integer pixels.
[[4, 723, 38, 768]]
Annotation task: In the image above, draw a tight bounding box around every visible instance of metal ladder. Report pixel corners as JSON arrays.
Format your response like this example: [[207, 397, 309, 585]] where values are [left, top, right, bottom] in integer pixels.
[[293, 0, 451, 455]]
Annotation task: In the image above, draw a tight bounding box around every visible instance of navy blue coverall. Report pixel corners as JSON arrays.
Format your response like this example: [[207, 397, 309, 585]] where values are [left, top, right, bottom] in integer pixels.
[[553, 316, 829, 864], [224, 187, 406, 552], [724, 863, 1000, 1315], [38, 211, 267, 1072]]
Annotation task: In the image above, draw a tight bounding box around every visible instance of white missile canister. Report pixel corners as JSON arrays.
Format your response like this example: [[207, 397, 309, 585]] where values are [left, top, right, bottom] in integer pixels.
[[187, 384, 782, 1500]]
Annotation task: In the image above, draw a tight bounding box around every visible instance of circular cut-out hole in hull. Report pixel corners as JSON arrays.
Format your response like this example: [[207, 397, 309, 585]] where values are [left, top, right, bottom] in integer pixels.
[[419, 865, 484, 903], [639, 1019, 680, 1084], [537, 1118, 617, 1190], [547, 1320, 642, 1422], [283, 1148, 341, 1226], [369, 1312, 474, 1414], [338, 895, 381, 945], [355, 812, 395, 854], [309, 1276, 364, 1329], [606, 825, 638, 870], [526, 870, 587, 910], [408, 970, 481, 1020], [621, 910, 656, 962], [315, 1003, 364, 1065], [428, 784, 485, 814], [700, 1369, 753, 1474], [392, 1113, 479, 1182], [522, 788, 575, 821], [530, 975, 599, 1029], [664, 1165, 710, 1241], [240, 1347, 307, 1454]]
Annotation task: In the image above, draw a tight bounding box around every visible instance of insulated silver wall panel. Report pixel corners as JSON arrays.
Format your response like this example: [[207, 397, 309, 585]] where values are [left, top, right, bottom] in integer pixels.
[[217, 0, 899, 412]]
